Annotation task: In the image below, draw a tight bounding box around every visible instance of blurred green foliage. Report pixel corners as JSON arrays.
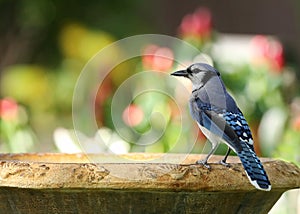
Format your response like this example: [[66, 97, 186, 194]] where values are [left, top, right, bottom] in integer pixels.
[[0, 1, 299, 168]]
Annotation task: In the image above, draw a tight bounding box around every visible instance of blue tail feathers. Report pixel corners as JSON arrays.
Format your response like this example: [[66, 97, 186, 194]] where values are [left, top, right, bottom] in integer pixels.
[[237, 142, 271, 191]]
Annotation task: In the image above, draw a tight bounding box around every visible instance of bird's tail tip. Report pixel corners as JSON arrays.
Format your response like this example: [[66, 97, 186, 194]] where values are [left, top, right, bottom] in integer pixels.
[[250, 179, 272, 191], [237, 147, 272, 191]]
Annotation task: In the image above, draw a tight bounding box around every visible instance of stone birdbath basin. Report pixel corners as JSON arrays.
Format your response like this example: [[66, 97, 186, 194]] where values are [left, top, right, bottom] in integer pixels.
[[0, 153, 299, 213]]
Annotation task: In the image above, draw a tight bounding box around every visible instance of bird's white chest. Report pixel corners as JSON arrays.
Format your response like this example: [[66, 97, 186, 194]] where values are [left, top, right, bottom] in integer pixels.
[[198, 123, 221, 147], [197, 122, 238, 153]]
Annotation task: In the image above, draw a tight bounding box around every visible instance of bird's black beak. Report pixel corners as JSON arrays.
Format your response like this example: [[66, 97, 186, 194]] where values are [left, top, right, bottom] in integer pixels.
[[170, 70, 188, 77]]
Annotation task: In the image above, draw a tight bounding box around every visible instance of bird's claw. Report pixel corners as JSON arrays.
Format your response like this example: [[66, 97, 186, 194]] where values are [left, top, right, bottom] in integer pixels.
[[219, 160, 231, 167], [195, 160, 211, 169]]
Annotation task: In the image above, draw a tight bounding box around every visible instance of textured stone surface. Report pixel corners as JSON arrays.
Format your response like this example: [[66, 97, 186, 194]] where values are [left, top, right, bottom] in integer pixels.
[[0, 153, 299, 213]]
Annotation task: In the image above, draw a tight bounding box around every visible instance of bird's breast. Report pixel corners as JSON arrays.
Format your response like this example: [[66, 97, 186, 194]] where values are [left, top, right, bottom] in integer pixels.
[[197, 123, 221, 147]]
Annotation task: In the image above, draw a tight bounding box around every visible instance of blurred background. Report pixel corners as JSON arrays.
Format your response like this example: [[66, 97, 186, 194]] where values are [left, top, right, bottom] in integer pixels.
[[0, 0, 300, 212]]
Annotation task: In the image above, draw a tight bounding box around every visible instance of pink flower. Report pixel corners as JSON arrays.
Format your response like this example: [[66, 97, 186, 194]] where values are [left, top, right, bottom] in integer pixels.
[[179, 7, 212, 39], [122, 104, 144, 127], [292, 116, 300, 131], [142, 45, 174, 72], [0, 98, 18, 121], [251, 35, 284, 73]]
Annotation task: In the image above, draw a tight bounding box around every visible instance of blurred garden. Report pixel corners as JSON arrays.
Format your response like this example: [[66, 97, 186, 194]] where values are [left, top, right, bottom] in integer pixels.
[[0, 0, 300, 167], [1, 1, 300, 212]]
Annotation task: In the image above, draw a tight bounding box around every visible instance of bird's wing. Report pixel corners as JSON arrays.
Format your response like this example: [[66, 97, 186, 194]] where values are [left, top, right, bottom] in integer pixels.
[[200, 109, 243, 153], [191, 97, 255, 151], [220, 109, 255, 151]]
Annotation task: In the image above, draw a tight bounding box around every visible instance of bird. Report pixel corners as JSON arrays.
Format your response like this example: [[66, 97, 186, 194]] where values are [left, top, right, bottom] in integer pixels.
[[171, 63, 271, 191]]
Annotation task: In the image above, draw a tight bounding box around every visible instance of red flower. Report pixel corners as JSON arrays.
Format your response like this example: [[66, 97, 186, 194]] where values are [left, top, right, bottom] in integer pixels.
[[142, 45, 174, 72], [0, 98, 18, 121], [179, 7, 212, 39], [122, 104, 144, 127], [251, 35, 284, 73]]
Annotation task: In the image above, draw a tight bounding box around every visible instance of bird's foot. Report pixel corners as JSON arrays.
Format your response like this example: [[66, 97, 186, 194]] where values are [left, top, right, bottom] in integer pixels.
[[195, 160, 211, 169], [219, 159, 231, 167]]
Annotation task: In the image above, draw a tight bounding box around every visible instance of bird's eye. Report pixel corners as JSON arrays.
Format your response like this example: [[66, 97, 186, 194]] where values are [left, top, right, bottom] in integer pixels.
[[193, 68, 201, 73]]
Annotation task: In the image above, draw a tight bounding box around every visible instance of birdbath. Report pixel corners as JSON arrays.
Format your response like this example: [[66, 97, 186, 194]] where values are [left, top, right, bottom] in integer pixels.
[[0, 153, 299, 213]]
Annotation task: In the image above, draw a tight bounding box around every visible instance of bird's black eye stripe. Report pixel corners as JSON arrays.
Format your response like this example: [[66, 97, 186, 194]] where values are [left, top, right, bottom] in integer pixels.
[[187, 67, 192, 73]]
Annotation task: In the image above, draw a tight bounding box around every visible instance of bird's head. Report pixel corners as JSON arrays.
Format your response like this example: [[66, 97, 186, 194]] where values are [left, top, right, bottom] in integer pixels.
[[171, 63, 220, 87]]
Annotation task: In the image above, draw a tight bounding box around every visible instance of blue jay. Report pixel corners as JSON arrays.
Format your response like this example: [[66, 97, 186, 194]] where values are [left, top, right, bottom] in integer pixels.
[[171, 63, 271, 191]]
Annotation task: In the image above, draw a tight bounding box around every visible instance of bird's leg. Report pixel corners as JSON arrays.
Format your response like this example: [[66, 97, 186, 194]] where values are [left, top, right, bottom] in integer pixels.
[[219, 147, 231, 167], [196, 143, 219, 169]]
